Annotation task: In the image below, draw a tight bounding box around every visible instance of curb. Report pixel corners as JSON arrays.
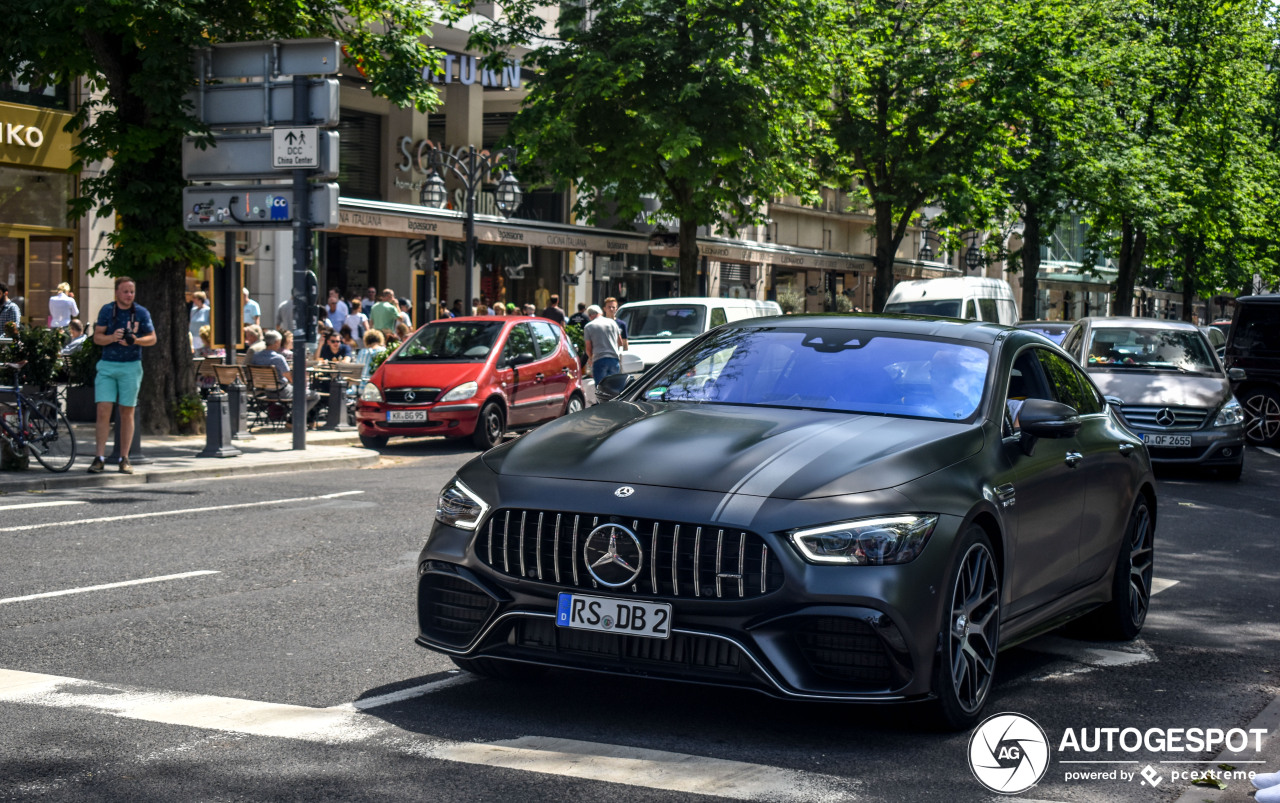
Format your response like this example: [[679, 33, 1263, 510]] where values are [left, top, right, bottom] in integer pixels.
[[1171, 693, 1280, 802], [0, 448, 378, 494]]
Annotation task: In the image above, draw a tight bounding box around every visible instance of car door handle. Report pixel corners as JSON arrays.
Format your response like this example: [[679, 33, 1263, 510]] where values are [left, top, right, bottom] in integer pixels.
[[535, 372, 545, 382], [1119, 443, 1135, 456], [1065, 451, 1083, 468]]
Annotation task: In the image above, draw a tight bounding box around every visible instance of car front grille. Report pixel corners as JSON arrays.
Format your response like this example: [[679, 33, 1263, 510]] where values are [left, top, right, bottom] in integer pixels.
[[794, 616, 893, 684], [418, 573, 495, 647], [478, 509, 784, 600], [514, 618, 745, 674], [385, 387, 440, 405], [1120, 404, 1208, 431]]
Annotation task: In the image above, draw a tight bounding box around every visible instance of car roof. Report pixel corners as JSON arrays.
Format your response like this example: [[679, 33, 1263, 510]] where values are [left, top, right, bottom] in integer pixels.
[[729, 313, 1012, 345], [1077, 316, 1200, 332], [1016, 320, 1072, 329], [617, 297, 779, 308], [1236, 295, 1280, 304]]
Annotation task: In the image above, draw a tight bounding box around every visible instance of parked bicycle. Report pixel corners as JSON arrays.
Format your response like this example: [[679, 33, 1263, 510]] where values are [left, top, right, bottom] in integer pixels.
[[0, 361, 76, 473]]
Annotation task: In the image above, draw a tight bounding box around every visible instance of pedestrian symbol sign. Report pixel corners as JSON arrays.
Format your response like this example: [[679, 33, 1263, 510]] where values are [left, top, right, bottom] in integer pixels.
[[272, 127, 319, 169]]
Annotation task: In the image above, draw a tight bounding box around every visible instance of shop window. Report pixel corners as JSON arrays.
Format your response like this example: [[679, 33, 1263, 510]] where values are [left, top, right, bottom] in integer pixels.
[[0, 168, 72, 228]]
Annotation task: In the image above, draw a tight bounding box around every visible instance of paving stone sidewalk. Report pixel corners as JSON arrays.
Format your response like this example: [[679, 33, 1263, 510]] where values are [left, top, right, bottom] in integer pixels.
[[0, 423, 375, 493]]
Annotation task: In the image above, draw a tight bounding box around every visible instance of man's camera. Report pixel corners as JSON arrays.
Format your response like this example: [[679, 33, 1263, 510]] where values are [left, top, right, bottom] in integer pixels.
[[121, 330, 136, 345]]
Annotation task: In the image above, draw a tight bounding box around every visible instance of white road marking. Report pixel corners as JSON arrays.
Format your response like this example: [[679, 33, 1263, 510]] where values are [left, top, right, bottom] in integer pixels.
[[0, 570, 220, 605], [1260, 446, 1280, 458], [333, 673, 474, 711], [1151, 577, 1179, 595], [0, 668, 859, 801], [0, 491, 363, 534], [1026, 636, 1156, 684], [0, 500, 87, 512]]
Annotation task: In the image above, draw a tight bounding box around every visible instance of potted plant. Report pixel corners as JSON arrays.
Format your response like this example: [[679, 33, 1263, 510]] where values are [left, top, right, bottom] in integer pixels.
[[63, 338, 101, 422], [1, 322, 63, 400]]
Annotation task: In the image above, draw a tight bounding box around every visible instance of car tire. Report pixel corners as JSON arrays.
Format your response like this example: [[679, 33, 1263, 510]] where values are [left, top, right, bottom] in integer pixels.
[[450, 656, 545, 680], [1087, 496, 1154, 641], [359, 432, 389, 449], [472, 401, 505, 450], [1241, 387, 1280, 446], [564, 392, 585, 417], [931, 525, 1000, 731]]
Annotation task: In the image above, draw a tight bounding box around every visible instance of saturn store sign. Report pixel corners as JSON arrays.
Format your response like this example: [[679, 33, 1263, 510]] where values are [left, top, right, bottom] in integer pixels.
[[0, 100, 78, 171]]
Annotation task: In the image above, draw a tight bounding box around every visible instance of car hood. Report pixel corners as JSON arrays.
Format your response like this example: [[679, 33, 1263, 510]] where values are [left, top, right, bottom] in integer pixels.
[[374, 360, 483, 390], [483, 401, 983, 499], [1087, 370, 1231, 408]]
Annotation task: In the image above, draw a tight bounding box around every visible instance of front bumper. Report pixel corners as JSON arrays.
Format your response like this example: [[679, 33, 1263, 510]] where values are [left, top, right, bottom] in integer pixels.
[[355, 402, 480, 438], [414, 480, 962, 703], [1131, 425, 1244, 466]]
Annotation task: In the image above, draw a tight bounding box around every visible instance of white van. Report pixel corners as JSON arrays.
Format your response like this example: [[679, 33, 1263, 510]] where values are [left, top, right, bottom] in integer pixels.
[[883, 277, 1019, 324], [616, 297, 783, 369]]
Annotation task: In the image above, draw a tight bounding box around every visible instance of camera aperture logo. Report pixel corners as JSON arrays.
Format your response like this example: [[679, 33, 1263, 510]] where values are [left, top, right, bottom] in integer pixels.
[[969, 712, 1051, 794]]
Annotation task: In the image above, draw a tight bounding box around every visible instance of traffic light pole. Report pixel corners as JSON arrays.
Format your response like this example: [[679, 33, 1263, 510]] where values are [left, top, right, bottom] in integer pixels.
[[291, 73, 311, 450]]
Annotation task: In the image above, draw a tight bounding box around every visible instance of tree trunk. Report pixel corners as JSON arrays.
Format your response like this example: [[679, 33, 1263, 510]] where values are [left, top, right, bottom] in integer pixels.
[[872, 200, 897, 312], [1020, 205, 1042, 321], [137, 260, 196, 435], [678, 218, 699, 296], [1113, 217, 1146, 317], [1180, 247, 1196, 322]]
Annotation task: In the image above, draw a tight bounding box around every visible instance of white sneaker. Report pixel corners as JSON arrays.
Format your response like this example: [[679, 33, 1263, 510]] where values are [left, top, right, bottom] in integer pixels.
[[1255, 771, 1280, 790], [1256, 783, 1280, 803]]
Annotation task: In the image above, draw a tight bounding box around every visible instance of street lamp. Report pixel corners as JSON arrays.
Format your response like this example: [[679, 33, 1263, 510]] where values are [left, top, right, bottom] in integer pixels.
[[418, 144, 520, 313]]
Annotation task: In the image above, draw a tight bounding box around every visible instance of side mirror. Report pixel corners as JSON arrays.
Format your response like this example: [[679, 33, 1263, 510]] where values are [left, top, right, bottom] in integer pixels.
[[1018, 398, 1081, 455], [507, 352, 535, 368], [1228, 367, 1246, 382], [595, 372, 637, 403], [1104, 395, 1125, 408]]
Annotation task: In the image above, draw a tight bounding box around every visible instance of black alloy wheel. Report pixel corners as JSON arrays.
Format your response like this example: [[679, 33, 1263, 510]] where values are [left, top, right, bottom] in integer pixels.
[[933, 526, 1000, 730], [1090, 497, 1154, 640], [472, 401, 505, 450], [1241, 387, 1280, 446]]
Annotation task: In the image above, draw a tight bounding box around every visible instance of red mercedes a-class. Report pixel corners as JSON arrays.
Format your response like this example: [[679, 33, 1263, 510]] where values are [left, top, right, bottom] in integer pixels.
[[356, 316, 584, 449]]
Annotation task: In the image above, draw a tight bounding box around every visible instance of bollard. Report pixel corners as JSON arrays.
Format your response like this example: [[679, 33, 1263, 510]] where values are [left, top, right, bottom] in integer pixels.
[[108, 404, 153, 465], [198, 390, 241, 458], [321, 374, 355, 431], [226, 374, 253, 440]]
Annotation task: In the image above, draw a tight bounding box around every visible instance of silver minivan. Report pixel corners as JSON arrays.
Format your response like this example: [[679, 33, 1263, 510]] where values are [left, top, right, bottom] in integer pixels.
[[1061, 317, 1245, 478]]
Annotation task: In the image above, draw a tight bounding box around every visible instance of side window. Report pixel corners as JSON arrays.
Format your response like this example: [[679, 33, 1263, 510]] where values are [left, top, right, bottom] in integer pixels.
[[964, 299, 978, 320], [1036, 350, 1090, 412], [978, 298, 999, 322], [710, 308, 728, 328], [529, 321, 561, 358], [501, 324, 536, 366], [1233, 304, 1280, 354], [1061, 326, 1084, 360]]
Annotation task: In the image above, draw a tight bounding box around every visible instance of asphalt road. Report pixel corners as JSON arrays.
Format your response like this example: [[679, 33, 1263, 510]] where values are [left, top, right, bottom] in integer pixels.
[[0, 438, 1277, 803]]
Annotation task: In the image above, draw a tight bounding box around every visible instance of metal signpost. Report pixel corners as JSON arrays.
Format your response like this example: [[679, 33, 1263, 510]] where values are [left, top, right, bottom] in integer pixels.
[[184, 39, 341, 450]]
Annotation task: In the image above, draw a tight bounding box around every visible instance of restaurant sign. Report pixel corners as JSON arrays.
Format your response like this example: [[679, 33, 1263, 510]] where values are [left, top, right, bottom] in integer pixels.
[[0, 100, 77, 171]]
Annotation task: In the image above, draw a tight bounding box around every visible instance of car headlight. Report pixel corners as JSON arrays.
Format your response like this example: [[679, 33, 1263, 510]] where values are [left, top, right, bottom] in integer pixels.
[[359, 382, 383, 402], [1214, 398, 1244, 427], [435, 478, 490, 531], [789, 514, 939, 565], [439, 381, 478, 403]]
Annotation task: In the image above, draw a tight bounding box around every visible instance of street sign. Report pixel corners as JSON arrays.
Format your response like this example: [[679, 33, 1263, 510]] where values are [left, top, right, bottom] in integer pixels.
[[190, 79, 339, 129], [272, 127, 319, 169], [199, 39, 341, 79], [183, 183, 339, 231], [183, 131, 338, 181]]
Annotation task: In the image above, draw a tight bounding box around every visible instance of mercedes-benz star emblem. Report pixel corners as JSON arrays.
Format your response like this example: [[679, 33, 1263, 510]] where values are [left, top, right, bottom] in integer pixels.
[[404, 390, 416, 402], [583, 524, 644, 587], [614, 486, 635, 498], [1155, 408, 1176, 427]]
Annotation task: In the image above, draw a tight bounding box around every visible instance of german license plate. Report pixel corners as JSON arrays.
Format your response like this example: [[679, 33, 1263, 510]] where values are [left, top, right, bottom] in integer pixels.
[[556, 592, 671, 639], [387, 410, 428, 423], [1143, 433, 1192, 447]]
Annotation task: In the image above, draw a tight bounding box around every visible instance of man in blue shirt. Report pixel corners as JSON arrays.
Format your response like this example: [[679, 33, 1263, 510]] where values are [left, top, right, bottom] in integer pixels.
[[249, 330, 319, 420], [0, 282, 21, 328], [242, 286, 261, 327], [90, 277, 156, 474]]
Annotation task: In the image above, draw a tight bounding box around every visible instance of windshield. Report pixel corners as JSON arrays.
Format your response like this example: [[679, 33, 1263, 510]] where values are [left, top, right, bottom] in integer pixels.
[[390, 322, 503, 362], [617, 304, 707, 338], [1086, 327, 1218, 374], [636, 326, 990, 421], [884, 300, 962, 318]]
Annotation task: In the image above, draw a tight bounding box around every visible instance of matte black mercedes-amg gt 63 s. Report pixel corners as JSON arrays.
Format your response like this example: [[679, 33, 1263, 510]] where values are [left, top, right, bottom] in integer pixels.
[[417, 316, 1157, 728]]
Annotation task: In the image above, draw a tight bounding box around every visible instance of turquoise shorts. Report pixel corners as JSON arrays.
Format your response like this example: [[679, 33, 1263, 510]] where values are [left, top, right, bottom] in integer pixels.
[[95, 359, 144, 407]]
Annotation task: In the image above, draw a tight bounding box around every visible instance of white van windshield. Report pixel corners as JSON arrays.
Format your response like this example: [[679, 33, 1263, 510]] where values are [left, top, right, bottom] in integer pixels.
[[617, 304, 707, 338], [883, 300, 962, 318]]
